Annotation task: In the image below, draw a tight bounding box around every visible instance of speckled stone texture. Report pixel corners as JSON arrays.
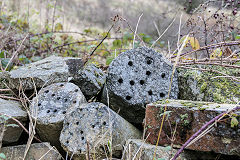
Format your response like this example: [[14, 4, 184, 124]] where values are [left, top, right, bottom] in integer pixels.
[[30, 82, 86, 151], [1, 142, 61, 160], [0, 98, 27, 144], [60, 102, 141, 159], [145, 100, 240, 156], [1, 56, 83, 90], [71, 64, 106, 100], [101, 47, 178, 124]]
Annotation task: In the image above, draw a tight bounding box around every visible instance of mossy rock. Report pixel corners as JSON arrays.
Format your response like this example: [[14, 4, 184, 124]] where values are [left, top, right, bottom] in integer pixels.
[[177, 65, 240, 104]]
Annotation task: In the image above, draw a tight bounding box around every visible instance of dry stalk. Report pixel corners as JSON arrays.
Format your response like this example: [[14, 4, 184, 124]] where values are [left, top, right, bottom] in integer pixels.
[[133, 13, 143, 49]]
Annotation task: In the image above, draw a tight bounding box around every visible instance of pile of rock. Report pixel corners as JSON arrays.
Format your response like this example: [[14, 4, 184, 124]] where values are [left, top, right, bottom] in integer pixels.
[[0, 47, 239, 159]]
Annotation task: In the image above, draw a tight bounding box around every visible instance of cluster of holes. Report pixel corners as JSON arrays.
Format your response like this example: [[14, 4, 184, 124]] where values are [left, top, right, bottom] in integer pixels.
[[120, 57, 168, 101], [46, 109, 66, 114]]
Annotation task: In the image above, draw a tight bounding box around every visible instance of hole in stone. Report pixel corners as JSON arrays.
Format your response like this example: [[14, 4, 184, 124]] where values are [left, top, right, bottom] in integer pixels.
[[60, 84, 64, 87], [130, 80, 135, 85], [146, 57, 153, 64], [66, 122, 69, 126], [92, 125, 95, 128], [45, 90, 49, 93], [38, 103, 41, 106], [126, 96, 132, 100], [74, 89, 78, 92], [66, 140, 69, 144], [62, 111, 66, 114], [128, 61, 133, 66], [161, 73, 166, 78], [73, 100, 77, 104], [81, 137, 84, 140], [57, 97, 61, 100], [64, 99, 68, 102], [51, 94, 55, 97], [80, 108, 83, 111], [81, 131, 84, 134], [140, 80, 145, 85], [76, 122, 79, 125], [148, 90, 153, 95], [160, 93, 165, 97], [103, 121, 106, 125], [47, 110, 50, 113], [79, 149, 82, 153], [53, 109, 57, 112], [146, 71, 151, 76], [118, 78, 123, 83]]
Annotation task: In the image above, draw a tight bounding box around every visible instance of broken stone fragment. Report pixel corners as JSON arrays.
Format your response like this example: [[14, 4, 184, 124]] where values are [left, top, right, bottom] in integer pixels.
[[60, 102, 142, 159], [30, 82, 86, 151], [0, 98, 27, 145], [71, 64, 106, 100], [101, 47, 178, 124], [145, 100, 240, 156], [0, 142, 61, 160], [1, 56, 83, 90]]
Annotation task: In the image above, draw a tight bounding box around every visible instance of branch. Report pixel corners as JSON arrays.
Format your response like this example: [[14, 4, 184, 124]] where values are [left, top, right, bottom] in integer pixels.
[[171, 41, 240, 59]]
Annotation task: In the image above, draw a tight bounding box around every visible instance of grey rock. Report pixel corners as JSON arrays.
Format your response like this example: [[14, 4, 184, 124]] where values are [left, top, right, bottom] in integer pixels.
[[60, 102, 142, 159], [101, 47, 178, 124], [71, 64, 106, 100], [1, 142, 61, 160], [0, 98, 27, 144], [1, 56, 83, 90], [30, 82, 86, 151]]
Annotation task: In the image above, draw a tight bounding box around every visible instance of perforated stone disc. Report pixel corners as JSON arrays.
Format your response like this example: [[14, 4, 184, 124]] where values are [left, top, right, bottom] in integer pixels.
[[103, 47, 178, 123], [31, 82, 86, 125]]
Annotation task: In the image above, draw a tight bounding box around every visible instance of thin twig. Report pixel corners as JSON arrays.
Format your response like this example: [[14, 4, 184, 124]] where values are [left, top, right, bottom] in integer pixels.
[[177, 65, 240, 82], [151, 15, 177, 48], [171, 41, 240, 59], [4, 33, 29, 71], [133, 13, 143, 49]]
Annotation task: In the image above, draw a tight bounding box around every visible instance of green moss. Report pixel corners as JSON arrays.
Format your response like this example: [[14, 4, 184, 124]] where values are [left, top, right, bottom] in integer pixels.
[[180, 101, 206, 108]]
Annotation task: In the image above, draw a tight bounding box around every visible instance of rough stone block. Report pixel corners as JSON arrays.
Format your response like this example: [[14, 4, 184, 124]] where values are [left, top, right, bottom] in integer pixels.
[[0, 142, 61, 160], [71, 64, 106, 100], [123, 139, 238, 160], [101, 47, 178, 124], [60, 102, 142, 159], [178, 65, 240, 104], [1, 56, 83, 90], [30, 82, 86, 150], [0, 98, 27, 144], [145, 100, 240, 156]]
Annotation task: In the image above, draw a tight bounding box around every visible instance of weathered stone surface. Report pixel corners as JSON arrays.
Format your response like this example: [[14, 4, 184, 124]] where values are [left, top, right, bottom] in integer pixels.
[[1, 56, 83, 90], [0, 98, 27, 144], [123, 139, 179, 160], [123, 139, 240, 160], [145, 100, 240, 156], [71, 64, 106, 100], [178, 65, 240, 104], [60, 102, 142, 159], [101, 47, 178, 124], [30, 82, 86, 150], [0, 142, 61, 160]]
